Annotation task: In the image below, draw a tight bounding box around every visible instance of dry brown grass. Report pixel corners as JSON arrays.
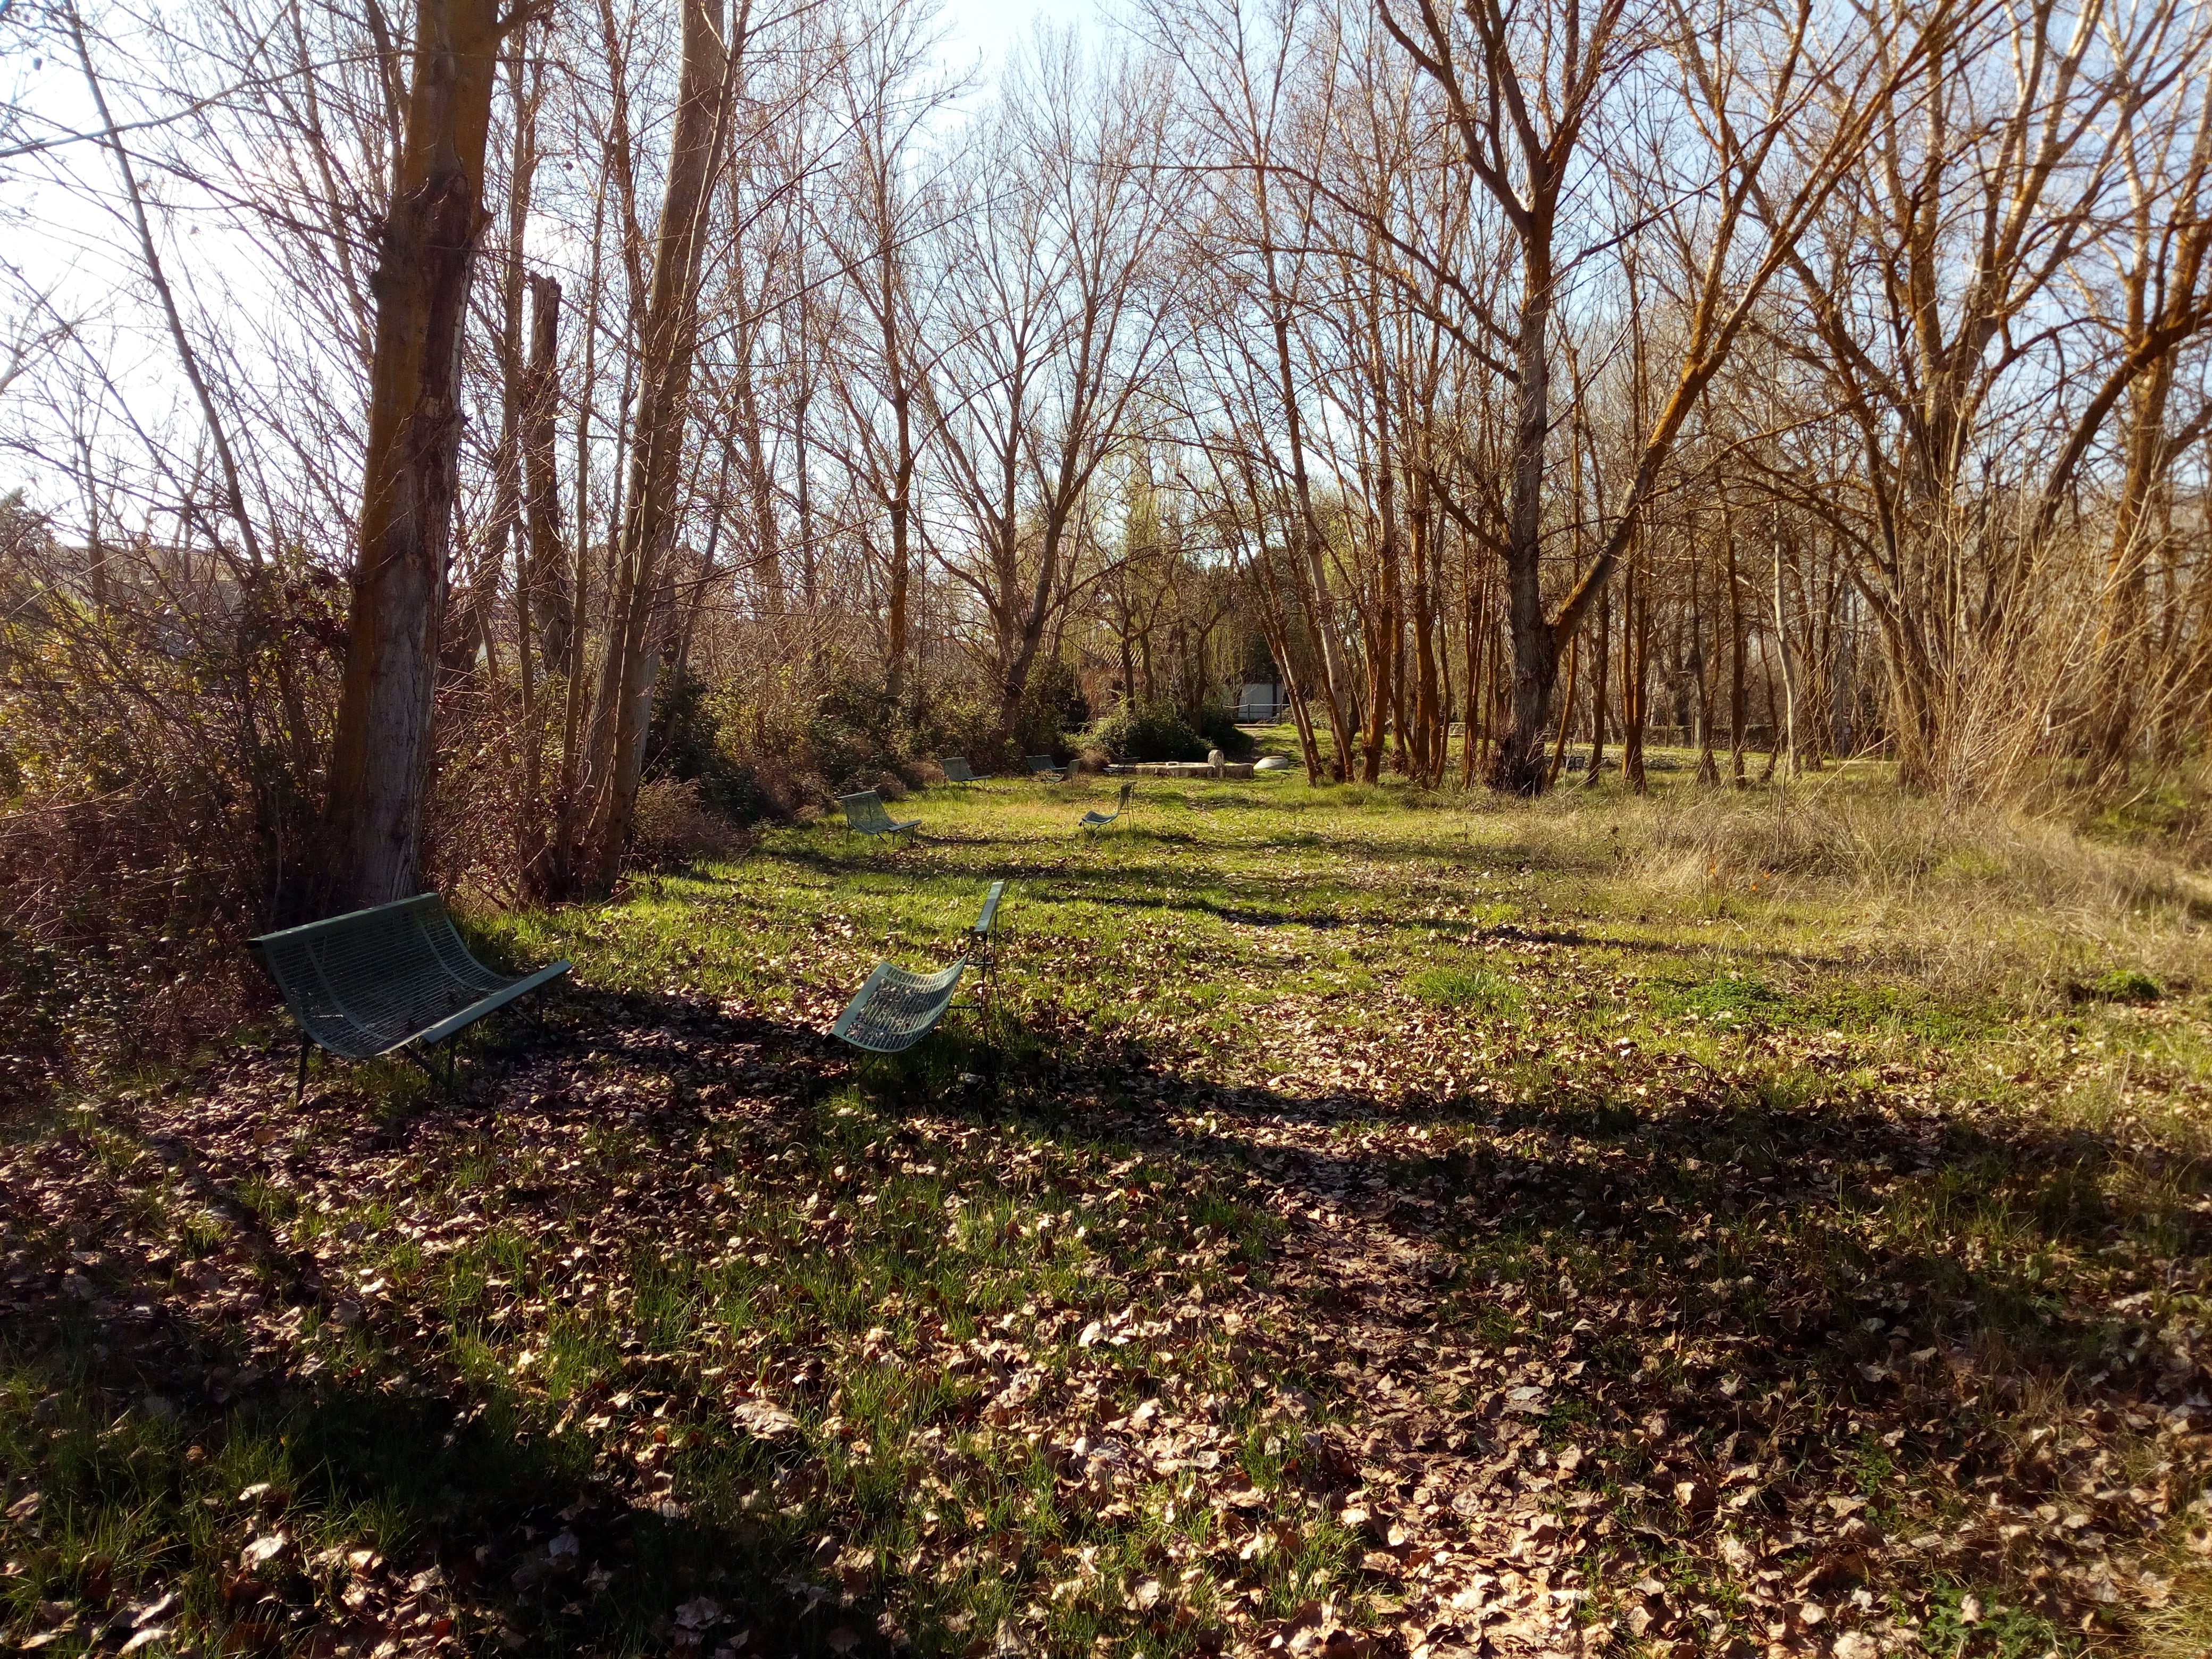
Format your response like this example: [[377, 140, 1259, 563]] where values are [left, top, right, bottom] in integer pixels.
[[1580, 764, 2212, 1009]]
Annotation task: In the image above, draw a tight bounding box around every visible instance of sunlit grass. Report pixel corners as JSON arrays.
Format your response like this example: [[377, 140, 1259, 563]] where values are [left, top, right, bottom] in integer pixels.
[[9, 748, 2212, 1653]]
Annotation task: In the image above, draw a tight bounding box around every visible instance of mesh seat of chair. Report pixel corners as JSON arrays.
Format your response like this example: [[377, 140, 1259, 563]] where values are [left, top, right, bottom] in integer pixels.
[[831, 959, 969, 1053], [250, 894, 551, 1059], [839, 791, 919, 835], [1080, 784, 1133, 828]]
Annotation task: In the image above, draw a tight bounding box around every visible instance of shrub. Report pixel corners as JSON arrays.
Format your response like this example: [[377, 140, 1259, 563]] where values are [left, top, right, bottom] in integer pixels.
[[1090, 698, 1207, 763], [798, 675, 908, 791], [0, 549, 341, 1095], [1012, 656, 1091, 760], [1195, 702, 1255, 759], [629, 776, 747, 867], [693, 664, 925, 819], [911, 682, 1006, 773], [643, 666, 797, 831]]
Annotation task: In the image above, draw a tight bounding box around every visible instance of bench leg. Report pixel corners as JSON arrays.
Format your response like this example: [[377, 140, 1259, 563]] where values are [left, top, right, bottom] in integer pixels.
[[398, 1043, 455, 1093]]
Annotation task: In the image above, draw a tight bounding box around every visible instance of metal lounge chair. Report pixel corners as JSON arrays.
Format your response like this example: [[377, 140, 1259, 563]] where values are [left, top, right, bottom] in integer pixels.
[[940, 756, 977, 783], [1078, 781, 1135, 834], [831, 881, 1006, 1054], [1024, 755, 1066, 778], [837, 789, 921, 843], [248, 893, 572, 1096]]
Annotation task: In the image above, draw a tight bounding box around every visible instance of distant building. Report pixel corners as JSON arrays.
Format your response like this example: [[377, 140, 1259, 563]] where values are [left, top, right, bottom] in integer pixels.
[[1238, 682, 1285, 722]]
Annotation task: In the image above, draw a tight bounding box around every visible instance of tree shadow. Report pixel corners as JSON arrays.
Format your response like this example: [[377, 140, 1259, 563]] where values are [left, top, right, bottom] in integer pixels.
[[980, 1035, 2208, 1439], [0, 992, 895, 1658], [27, 884, 2183, 1652], [760, 839, 1882, 976]]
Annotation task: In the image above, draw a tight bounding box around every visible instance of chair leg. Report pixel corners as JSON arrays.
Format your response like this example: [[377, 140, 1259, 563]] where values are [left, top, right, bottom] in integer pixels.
[[296, 1035, 310, 1105]]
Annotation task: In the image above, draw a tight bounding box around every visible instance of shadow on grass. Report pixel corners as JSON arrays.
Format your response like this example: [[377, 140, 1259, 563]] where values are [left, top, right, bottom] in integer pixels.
[[17, 898, 2185, 1653], [915, 1023, 2209, 1443], [0, 989, 894, 1658], [762, 839, 1907, 981], [0, 1289, 869, 1656], [339, 921, 2165, 1447]]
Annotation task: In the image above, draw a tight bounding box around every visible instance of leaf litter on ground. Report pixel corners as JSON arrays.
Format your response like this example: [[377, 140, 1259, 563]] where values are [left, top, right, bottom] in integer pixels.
[[4, 776, 2211, 1658]]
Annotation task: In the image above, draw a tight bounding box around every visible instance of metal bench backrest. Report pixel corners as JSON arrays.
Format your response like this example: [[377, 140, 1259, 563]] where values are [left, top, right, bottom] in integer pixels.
[[972, 879, 1006, 941], [941, 757, 976, 783], [839, 790, 897, 833], [248, 893, 515, 1059], [832, 880, 1008, 1054]]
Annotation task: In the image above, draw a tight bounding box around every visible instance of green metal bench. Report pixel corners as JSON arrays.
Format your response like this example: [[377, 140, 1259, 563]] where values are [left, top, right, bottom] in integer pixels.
[[939, 756, 976, 783], [1078, 781, 1135, 834], [248, 893, 571, 1095], [837, 789, 921, 843], [831, 882, 1006, 1054], [1024, 755, 1069, 780]]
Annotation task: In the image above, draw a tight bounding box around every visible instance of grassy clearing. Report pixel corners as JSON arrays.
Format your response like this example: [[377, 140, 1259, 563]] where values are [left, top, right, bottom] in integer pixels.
[[5, 743, 2211, 1658]]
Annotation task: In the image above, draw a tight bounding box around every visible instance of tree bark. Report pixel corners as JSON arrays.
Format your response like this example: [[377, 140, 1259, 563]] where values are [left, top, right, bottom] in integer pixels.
[[1622, 532, 1648, 794], [586, 0, 736, 890], [1586, 579, 1609, 782], [323, 0, 512, 910], [1727, 505, 1747, 786], [1693, 541, 1720, 786], [1487, 239, 1561, 794], [522, 273, 570, 674]]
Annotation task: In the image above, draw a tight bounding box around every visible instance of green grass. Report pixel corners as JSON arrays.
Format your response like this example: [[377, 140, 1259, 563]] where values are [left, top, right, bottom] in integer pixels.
[[6, 751, 2211, 1656]]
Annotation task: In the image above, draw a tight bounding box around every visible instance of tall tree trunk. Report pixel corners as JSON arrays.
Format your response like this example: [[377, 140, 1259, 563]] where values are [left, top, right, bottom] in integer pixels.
[[1409, 479, 1442, 785], [1271, 308, 1355, 778], [323, 0, 511, 909], [1773, 510, 1800, 784], [1360, 342, 1400, 785], [517, 272, 563, 893], [586, 0, 735, 890], [1546, 629, 1579, 786], [793, 367, 818, 608], [522, 274, 571, 675], [1727, 507, 1747, 786], [1461, 566, 1486, 787], [1758, 628, 1781, 781], [466, 41, 539, 697], [1694, 543, 1720, 786], [1586, 579, 1609, 782], [886, 387, 914, 700], [2084, 355, 2177, 785], [550, 174, 608, 896], [1488, 244, 1559, 795], [1623, 533, 1649, 795], [733, 341, 783, 616]]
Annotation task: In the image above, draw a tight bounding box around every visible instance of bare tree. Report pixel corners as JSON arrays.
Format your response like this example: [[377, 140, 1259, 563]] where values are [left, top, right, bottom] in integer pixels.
[[324, 0, 535, 908]]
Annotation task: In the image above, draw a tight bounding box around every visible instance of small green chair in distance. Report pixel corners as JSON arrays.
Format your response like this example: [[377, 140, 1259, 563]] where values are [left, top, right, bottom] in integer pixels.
[[1078, 781, 1135, 834], [838, 790, 921, 844]]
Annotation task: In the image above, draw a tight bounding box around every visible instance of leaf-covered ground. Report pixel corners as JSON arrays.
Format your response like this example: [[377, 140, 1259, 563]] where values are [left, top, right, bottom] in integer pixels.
[[7, 758, 2212, 1659]]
